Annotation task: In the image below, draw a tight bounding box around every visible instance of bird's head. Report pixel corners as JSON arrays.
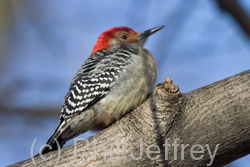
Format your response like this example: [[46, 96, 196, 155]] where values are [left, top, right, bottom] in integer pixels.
[[91, 25, 164, 54]]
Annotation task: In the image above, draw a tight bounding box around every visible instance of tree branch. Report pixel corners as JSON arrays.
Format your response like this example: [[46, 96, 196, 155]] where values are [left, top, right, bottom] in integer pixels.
[[9, 70, 250, 167]]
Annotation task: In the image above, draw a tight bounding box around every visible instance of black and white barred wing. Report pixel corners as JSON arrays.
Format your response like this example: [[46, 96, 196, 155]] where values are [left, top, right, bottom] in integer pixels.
[[60, 46, 137, 121]]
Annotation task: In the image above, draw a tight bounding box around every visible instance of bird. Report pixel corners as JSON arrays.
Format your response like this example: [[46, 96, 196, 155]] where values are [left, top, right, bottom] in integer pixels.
[[40, 25, 164, 155]]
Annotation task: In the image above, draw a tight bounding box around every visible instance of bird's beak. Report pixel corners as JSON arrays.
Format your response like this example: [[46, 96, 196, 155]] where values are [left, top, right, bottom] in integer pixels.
[[137, 25, 165, 40]]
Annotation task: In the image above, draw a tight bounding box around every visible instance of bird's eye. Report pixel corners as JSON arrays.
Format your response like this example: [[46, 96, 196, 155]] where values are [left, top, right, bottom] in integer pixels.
[[121, 35, 127, 40]]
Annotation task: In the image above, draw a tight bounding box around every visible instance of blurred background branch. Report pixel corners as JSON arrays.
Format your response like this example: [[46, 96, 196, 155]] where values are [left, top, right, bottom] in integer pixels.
[[217, 0, 250, 38]]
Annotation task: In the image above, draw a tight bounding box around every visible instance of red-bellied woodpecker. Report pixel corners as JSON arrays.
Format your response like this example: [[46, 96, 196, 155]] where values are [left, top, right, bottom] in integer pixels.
[[41, 25, 164, 154]]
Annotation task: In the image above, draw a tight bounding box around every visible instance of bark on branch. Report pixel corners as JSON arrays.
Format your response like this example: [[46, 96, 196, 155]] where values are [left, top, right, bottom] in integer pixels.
[[9, 70, 250, 167]]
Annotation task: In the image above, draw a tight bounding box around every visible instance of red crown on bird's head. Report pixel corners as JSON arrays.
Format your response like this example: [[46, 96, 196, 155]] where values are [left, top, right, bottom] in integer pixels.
[[91, 26, 139, 54]]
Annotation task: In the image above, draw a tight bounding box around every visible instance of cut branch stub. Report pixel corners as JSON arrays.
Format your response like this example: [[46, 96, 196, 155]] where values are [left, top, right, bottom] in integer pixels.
[[156, 78, 180, 95]]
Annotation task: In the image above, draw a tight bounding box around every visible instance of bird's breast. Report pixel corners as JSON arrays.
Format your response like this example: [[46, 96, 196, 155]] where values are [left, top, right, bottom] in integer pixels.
[[94, 47, 157, 126]]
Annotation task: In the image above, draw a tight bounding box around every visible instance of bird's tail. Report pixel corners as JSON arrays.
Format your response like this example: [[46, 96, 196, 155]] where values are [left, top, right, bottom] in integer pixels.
[[36, 111, 95, 156], [40, 124, 65, 155], [37, 119, 72, 156]]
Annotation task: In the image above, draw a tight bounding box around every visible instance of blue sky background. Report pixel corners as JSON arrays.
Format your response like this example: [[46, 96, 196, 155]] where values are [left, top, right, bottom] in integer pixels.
[[0, 0, 250, 166]]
